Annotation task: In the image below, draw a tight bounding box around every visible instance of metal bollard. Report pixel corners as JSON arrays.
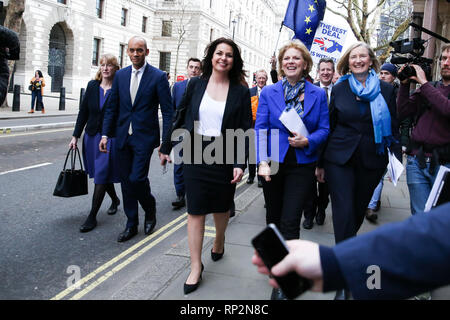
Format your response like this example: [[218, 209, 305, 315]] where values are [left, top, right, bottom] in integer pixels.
[[59, 87, 65, 111], [79, 88, 85, 110], [12, 85, 20, 112]]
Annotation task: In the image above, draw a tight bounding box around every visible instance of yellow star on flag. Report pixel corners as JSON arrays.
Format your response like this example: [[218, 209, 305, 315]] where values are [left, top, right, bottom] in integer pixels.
[[304, 16, 311, 24], [306, 28, 312, 35], [308, 4, 315, 13], [314, 0, 318, 3]]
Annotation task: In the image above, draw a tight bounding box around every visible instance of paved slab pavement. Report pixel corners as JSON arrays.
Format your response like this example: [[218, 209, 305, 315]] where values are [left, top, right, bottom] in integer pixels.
[[0, 92, 79, 120], [153, 172, 450, 301]]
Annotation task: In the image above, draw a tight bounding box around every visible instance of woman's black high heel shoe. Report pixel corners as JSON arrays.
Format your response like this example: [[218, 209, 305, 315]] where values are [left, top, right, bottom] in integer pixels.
[[211, 236, 225, 261], [107, 199, 120, 215], [211, 248, 224, 261], [184, 264, 204, 295]]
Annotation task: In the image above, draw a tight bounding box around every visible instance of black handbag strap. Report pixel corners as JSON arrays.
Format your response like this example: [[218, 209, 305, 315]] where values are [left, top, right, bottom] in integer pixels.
[[63, 147, 84, 172]]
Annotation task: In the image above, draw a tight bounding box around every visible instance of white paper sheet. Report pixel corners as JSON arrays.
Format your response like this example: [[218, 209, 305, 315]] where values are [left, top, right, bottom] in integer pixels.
[[278, 108, 310, 137], [425, 166, 450, 212], [387, 149, 404, 187]]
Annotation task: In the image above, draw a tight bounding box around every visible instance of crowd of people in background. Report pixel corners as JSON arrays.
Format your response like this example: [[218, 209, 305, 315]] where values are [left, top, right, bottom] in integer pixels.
[[67, 34, 450, 300]]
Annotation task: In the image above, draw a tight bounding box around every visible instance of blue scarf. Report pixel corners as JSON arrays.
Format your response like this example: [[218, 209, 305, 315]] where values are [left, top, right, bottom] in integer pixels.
[[282, 77, 306, 117], [336, 69, 395, 154]]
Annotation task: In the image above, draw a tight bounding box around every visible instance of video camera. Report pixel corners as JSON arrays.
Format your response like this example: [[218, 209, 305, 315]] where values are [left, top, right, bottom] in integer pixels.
[[390, 23, 449, 82], [0, 1, 20, 60]]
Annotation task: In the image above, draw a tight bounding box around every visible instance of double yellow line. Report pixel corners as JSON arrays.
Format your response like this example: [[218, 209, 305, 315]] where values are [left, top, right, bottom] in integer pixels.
[[51, 174, 249, 300]]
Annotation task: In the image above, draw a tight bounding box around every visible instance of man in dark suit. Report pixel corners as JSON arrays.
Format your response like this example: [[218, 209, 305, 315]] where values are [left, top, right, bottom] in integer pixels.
[[170, 58, 202, 210], [248, 69, 268, 187], [253, 202, 450, 300], [303, 57, 335, 230], [100, 36, 173, 242]]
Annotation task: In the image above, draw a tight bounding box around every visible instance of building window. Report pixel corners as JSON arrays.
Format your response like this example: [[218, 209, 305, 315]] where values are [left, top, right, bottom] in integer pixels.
[[121, 8, 128, 26], [92, 38, 101, 66], [162, 20, 172, 37], [142, 16, 148, 33], [159, 52, 171, 73], [57, 0, 67, 4], [96, 0, 104, 19], [210, 28, 214, 42], [119, 44, 125, 68]]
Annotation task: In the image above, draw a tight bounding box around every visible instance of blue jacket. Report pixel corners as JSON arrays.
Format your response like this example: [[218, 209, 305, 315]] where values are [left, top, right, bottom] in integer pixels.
[[255, 80, 329, 164], [321, 202, 450, 299], [172, 79, 188, 111], [102, 63, 173, 150]]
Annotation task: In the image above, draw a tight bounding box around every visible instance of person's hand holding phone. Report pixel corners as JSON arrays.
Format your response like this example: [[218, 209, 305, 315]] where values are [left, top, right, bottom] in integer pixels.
[[252, 239, 324, 292]]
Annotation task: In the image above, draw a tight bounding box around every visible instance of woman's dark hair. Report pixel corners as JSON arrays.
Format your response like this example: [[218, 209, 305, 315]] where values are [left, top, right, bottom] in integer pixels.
[[201, 37, 247, 84], [35, 70, 43, 78]]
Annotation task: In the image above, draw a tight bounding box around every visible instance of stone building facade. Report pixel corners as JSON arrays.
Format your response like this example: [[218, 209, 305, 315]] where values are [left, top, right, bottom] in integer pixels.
[[13, 0, 290, 95], [411, 0, 450, 79]]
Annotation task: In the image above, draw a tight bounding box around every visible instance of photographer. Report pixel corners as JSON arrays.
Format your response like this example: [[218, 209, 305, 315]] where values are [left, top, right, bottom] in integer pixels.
[[397, 43, 450, 215]]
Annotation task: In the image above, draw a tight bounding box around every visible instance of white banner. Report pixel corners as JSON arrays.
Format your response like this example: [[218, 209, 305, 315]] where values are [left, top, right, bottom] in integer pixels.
[[310, 21, 348, 65]]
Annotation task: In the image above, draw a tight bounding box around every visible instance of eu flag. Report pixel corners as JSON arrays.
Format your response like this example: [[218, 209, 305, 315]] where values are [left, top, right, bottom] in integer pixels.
[[283, 0, 326, 49]]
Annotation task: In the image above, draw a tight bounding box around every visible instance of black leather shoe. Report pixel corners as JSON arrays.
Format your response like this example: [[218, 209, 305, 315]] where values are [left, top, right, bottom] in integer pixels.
[[334, 289, 351, 300], [144, 211, 157, 235], [316, 209, 325, 225], [246, 176, 255, 184], [117, 226, 138, 242], [107, 199, 120, 215], [171, 195, 186, 209], [365, 208, 378, 223], [302, 218, 314, 230], [211, 248, 224, 262], [184, 264, 204, 295], [270, 288, 288, 300], [80, 217, 97, 233]]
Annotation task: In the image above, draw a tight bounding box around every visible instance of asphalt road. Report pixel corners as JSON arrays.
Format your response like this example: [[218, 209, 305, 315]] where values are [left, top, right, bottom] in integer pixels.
[[0, 126, 253, 299]]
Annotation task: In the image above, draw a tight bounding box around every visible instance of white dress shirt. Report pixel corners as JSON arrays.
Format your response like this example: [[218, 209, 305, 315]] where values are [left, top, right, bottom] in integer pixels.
[[196, 91, 226, 137]]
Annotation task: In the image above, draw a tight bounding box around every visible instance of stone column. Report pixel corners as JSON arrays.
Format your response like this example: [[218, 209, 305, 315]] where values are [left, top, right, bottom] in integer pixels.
[[422, 0, 439, 59]]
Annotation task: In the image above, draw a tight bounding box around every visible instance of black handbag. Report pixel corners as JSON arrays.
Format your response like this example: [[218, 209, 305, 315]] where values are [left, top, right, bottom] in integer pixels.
[[53, 147, 88, 198], [28, 84, 33, 91]]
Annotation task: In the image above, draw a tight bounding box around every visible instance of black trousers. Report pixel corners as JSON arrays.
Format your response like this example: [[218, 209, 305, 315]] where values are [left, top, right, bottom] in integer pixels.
[[262, 161, 316, 240], [303, 180, 330, 220], [325, 159, 385, 244]]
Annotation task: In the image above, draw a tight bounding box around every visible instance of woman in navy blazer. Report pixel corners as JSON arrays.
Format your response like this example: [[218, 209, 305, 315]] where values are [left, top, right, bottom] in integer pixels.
[[316, 42, 399, 299], [255, 40, 329, 299], [70, 54, 121, 233]]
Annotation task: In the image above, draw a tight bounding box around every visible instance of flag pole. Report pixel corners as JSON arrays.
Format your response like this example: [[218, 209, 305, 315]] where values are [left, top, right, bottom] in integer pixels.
[[273, 22, 284, 56]]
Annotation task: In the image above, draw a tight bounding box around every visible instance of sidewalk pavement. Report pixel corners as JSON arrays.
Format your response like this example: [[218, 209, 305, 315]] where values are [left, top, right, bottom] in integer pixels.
[[0, 92, 78, 133], [152, 172, 450, 300], [0, 92, 80, 119]]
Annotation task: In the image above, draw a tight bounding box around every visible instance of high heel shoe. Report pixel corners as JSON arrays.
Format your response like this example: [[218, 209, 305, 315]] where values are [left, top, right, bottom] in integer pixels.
[[211, 248, 224, 261], [211, 236, 225, 261], [107, 199, 120, 215], [184, 264, 204, 295]]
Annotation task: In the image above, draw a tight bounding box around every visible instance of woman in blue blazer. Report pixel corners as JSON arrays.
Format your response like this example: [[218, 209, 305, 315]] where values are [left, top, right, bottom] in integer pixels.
[[255, 40, 329, 298], [70, 54, 122, 233]]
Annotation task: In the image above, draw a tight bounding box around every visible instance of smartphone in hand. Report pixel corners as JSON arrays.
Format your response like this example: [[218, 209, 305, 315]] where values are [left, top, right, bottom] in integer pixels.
[[252, 224, 312, 299]]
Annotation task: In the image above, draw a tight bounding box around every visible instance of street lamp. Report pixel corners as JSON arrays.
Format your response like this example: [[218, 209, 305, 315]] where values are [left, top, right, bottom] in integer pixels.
[[232, 18, 237, 40]]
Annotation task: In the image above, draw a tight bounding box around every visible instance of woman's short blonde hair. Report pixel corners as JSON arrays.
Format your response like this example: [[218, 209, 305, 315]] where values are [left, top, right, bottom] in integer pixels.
[[277, 40, 313, 78], [337, 42, 380, 75], [95, 54, 120, 81]]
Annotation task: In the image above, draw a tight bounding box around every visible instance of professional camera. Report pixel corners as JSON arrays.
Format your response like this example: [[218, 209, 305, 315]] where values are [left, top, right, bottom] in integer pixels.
[[389, 38, 433, 81], [390, 23, 450, 82], [0, 1, 20, 60]]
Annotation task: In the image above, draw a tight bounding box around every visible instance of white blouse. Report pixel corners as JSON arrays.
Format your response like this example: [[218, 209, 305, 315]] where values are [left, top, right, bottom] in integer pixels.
[[196, 91, 226, 137]]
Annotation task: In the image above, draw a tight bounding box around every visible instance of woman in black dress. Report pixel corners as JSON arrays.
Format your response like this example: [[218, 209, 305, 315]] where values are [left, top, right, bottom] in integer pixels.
[[70, 54, 121, 233], [160, 38, 252, 294]]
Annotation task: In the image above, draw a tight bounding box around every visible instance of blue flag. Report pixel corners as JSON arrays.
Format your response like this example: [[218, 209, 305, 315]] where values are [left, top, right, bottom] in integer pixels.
[[283, 0, 326, 49]]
